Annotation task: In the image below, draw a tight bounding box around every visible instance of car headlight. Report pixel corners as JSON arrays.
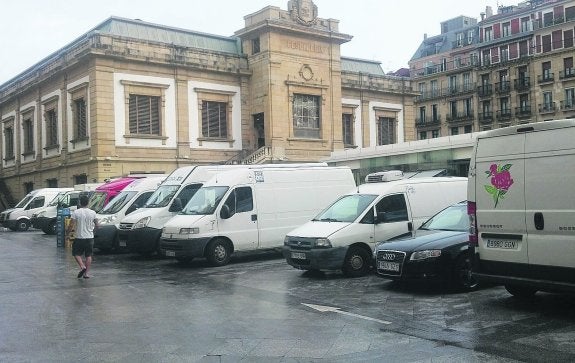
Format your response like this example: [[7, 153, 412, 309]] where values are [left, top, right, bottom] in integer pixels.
[[133, 216, 151, 229], [410, 250, 442, 261], [315, 238, 332, 248], [180, 227, 199, 234]]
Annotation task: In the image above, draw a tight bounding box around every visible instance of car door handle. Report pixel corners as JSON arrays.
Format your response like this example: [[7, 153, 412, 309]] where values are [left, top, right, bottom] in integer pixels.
[[534, 212, 544, 230], [251, 214, 257, 221]]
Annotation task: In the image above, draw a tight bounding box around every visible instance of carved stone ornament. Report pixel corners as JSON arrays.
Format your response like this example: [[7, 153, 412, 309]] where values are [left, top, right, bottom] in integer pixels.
[[288, 0, 318, 26], [299, 65, 314, 81]]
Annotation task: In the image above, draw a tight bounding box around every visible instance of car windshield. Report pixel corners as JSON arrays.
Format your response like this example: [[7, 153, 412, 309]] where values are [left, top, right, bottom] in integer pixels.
[[87, 192, 107, 212], [48, 192, 69, 207], [99, 191, 137, 214], [420, 202, 468, 231], [180, 186, 228, 216], [312, 194, 377, 223], [144, 185, 179, 208], [15, 195, 34, 208]]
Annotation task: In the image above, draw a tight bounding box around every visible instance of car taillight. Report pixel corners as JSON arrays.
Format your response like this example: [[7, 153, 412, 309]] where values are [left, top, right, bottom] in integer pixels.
[[468, 201, 478, 246]]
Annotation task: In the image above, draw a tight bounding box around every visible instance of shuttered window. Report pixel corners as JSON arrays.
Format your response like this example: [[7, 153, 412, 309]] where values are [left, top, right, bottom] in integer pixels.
[[129, 95, 161, 135], [377, 117, 396, 146], [74, 98, 87, 139], [23, 118, 34, 153], [4, 126, 14, 159], [342, 113, 354, 146], [201, 101, 228, 138], [46, 109, 58, 147]]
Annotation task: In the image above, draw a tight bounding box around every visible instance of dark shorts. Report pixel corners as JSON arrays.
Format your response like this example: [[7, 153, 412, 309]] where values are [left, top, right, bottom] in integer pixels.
[[72, 238, 94, 257]]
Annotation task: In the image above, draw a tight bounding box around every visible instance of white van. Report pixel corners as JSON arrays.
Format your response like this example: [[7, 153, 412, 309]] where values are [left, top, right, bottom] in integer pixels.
[[468, 119, 575, 297], [0, 188, 73, 231], [94, 176, 165, 252], [31, 183, 102, 234], [284, 171, 468, 277], [160, 166, 356, 265], [119, 163, 328, 255]]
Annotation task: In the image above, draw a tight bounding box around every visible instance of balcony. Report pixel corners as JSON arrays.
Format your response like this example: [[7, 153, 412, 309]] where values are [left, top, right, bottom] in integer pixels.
[[539, 102, 556, 114], [538, 72, 554, 84], [496, 109, 513, 122], [477, 84, 493, 98], [478, 111, 494, 124], [515, 105, 532, 119], [560, 99, 575, 111], [514, 77, 531, 92], [446, 112, 474, 123], [559, 68, 575, 81], [495, 81, 511, 94], [415, 89, 442, 102], [415, 116, 441, 127]]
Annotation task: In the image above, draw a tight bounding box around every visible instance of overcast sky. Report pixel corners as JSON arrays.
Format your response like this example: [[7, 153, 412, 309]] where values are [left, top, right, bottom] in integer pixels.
[[0, 0, 499, 85]]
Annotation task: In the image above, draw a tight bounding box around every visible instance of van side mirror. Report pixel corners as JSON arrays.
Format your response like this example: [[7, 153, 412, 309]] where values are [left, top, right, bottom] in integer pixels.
[[220, 204, 231, 219], [169, 198, 183, 212]]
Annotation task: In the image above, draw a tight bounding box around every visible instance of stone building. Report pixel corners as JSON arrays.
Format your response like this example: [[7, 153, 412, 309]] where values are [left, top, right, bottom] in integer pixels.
[[0, 0, 414, 206]]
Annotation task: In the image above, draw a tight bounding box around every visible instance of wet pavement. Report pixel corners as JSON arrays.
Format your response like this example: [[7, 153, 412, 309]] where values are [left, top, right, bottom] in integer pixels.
[[1, 230, 575, 362]]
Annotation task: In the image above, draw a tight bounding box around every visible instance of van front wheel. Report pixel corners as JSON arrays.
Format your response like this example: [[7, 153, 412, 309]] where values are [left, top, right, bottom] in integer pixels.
[[206, 238, 232, 267], [342, 246, 371, 278], [17, 220, 30, 232]]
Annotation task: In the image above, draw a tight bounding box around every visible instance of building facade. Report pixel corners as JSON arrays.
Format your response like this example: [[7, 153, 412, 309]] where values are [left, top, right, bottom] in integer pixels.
[[0, 0, 415, 206]]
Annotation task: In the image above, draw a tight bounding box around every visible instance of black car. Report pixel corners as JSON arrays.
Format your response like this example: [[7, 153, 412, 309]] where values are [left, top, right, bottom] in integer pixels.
[[374, 201, 477, 291]]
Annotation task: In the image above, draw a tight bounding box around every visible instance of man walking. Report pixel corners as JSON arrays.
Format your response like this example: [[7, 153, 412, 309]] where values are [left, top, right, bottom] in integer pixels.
[[67, 194, 98, 279]]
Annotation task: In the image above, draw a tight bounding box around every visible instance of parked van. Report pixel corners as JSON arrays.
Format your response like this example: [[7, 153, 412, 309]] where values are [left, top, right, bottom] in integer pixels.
[[160, 166, 355, 265], [0, 188, 73, 231], [468, 119, 575, 297], [283, 171, 468, 277], [119, 164, 327, 255], [87, 176, 144, 213], [31, 183, 102, 234], [94, 176, 165, 252]]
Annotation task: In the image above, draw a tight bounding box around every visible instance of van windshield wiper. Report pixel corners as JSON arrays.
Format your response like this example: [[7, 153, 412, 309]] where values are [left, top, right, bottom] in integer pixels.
[[318, 218, 341, 222]]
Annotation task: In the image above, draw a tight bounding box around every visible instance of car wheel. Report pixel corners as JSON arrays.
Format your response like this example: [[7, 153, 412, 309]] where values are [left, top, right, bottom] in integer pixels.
[[505, 284, 537, 298], [206, 238, 232, 267], [452, 254, 478, 291], [48, 219, 58, 235], [17, 220, 30, 232], [342, 246, 371, 278]]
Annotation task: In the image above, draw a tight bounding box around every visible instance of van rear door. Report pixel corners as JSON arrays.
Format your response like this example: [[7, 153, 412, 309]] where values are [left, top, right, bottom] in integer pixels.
[[475, 132, 528, 266], [524, 127, 575, 269]]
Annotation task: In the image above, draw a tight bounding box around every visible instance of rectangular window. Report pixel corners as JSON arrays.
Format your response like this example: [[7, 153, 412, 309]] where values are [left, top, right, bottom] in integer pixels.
[[201, 101, 228, 138], [519, 40, 529, 57], [565, 29, 574, 48], [464, 125, 472, 133], [500, 46, 509, 62], [128, 95, 161, 135], [542, 61, 552, 80], [521, 17, 530, 32], [342, 113, 354, 146], [431, 104, 438, 121], [543, 91, 553, 110], [252, 38, 260, 54], [46, 109, 58, 147], [567, 6, 575, 21], [485, 27, 493, 41], [431, 129, 440, 138], [542, 34, 552, 52], [293, 94, 320, 139], [22, 118, 34, 154], [543, 12, 553, 27], [464, 98, 473, 116], [451, 127, 459, 136], [502, 22, 511, 37], [376, 117, 395, 146], [418, 106, 426, 123], [47, 178, 58, 188], [74, 98, 87, 140], [565, 88, 575, 108], [4, 126, 14, 159], [419, 131, 427, 140]]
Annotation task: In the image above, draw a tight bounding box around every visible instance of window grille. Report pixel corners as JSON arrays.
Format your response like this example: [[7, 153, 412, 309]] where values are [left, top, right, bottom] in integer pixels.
[[293, 94, 320, 138]]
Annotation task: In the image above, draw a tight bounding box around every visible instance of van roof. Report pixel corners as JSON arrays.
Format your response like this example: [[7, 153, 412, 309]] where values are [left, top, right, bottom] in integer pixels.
[[122, 176, 166, 191], [354, 176, 467, 194], [95, 177, 138, 191], [477, 119, 575, 140]]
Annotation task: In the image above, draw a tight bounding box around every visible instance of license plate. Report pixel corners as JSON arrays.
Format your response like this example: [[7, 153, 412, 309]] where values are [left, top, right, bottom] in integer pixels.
[[486, 239, 518, 249], [165, 250, 175, 257], [119, 241, 126, 247], [378, 261, 400, 271], [291, 252, 306, 260]]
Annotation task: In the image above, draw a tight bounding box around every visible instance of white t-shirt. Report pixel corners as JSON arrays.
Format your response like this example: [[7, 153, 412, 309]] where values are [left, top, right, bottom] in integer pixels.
[[71, 207, 97, 239]]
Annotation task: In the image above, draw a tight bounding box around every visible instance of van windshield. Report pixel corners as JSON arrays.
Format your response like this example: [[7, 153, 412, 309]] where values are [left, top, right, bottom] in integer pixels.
[[180, 186, 228, 215], [312, 194, 377, 223], [88, 192, 107, 212], [99, 191, 138, 214], [15, 195, 34, 208], [144, 185, 179, 208]]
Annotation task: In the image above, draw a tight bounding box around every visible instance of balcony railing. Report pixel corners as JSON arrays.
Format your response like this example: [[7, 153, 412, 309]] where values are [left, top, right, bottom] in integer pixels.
[[478, 111, 493, 124], [495, 81, 511, 94], [514, 77, 531, 92], [539, 102, 556, 114], [559, 68, 575, 80], [415, 116, 441, 127], [560, 100, 575, 111], [446, 112, 474, 123], [496, 109, 513, 121], [538, 72, 554, 84], [415, 89, 441, 102], [477, 84, 493, 98], [515, 105, 532, 118]]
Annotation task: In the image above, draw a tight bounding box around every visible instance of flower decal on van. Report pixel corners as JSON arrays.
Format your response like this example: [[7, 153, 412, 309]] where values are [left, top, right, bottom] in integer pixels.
[[484, 163, 514, 208]]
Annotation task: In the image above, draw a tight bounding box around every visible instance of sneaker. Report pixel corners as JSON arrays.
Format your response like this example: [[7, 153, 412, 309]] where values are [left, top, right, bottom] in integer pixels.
[[77, 268, 86, 278]]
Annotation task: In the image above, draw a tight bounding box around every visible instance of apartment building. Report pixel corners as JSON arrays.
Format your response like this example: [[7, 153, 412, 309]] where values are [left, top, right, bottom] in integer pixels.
[[0, 0, 415, 205], [410, 0, 575, 139]]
